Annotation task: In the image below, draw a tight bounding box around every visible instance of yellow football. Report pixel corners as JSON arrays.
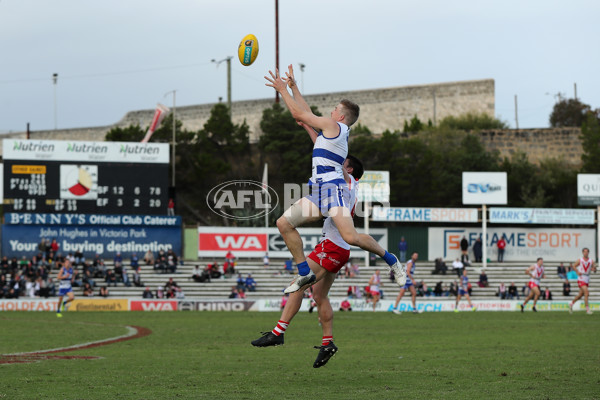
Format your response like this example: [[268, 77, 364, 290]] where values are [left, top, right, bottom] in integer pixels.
[[238, 34, 259, 66]]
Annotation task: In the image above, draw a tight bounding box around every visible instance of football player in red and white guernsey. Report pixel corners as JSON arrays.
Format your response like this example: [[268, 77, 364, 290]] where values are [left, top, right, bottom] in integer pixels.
[[520, 257, 545, 312], [569, 248, 597, 315]]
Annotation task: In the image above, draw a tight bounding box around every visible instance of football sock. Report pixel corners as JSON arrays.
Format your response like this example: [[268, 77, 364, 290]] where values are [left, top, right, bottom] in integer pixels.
[[322, 336, 333, 346], [382, 251, 396, 267], [272, 320, 289, 336], [297, 261, 310, 276]]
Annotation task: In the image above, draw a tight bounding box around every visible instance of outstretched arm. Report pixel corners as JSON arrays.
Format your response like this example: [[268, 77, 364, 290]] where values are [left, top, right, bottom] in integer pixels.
[[283, 64, 311, 113], [265, 68, 338, 136]]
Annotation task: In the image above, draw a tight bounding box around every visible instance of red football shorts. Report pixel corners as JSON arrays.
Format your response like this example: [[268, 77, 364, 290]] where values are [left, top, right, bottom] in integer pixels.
[[307, 239, 351, 273], [528, 281, 539, 289], [577, 281, 589, 288]]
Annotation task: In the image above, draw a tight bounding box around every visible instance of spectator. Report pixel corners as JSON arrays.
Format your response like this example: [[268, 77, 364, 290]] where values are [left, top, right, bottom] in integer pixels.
[[167, 198, 175, 216], [449, 281, 458, 297], [155, 252, 167, 273], [25, 278, 36, 298], [478, 270, 489, 288], [497, 236, 506, 262], [522, 283, 530, 298], [225, 251, 236, 267], [121, 266, 132, 287], [192, 265, 202, 281], [46, 277, 56, 297], [1, 256, 9, 275], [113, 252, 123, 268], [473, 237, 483, 263], [82, 269, 96, 288], [263, 253, 269, 269], [339, 298, 352, 311], [50, 238, 60, 254], [83, 282, 94, 297], [433, 282, 444, 297], [557, 262, 567, 280], [280, 293, 289, 310], [562, 280, 571, 296], [99, 286, 109, 297], [143, 250, 155, 266], [238, 287, 246, 299], [156, 286, 164, 299], [229, 287, 239, 299], [432, 258, 448, 275], [236, 274, 245, 291], [38, 276, 51, 298], [351, 261, 360, 277], [130, 253, 139, 270], [283, 259, 294, 274], [223, 260, 235, 277], [165, 277, 179, 291], [142, 287, 154, 298], [245, 274, 256, 292], [166, 249, 178, 273], [175, 287, 185, 299], [452, 258, 464, 278], [566, 265, 578, 281], [543, 287, 552, 300], [497, 282, 507, 299], [460, 236, 469, 259], [105, 269, 117, 287], [132, 266, 143, 287], [208, 262, 222, 279], [398, 236, 408, 263], [92, 254, 106, 279], [74, 250, 85, 267]]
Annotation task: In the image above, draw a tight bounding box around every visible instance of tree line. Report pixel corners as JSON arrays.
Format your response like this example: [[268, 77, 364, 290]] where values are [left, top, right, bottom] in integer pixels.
[[105, 96, 600, 226]]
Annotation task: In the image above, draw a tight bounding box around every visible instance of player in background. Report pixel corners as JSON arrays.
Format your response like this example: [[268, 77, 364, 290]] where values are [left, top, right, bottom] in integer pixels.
[[56, 258, 75, 317], [520, 257, 545, 312], [368, 270, 382, 312], [390, 252, 420, 314], [252, 155, 363, 368], [264, 65, 406, 294], [454, 268, 476, 312], [569, 248, 597, 315]]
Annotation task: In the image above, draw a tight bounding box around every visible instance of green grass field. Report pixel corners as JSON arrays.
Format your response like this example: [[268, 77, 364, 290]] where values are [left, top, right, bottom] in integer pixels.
[[1, 311, 598, 400]]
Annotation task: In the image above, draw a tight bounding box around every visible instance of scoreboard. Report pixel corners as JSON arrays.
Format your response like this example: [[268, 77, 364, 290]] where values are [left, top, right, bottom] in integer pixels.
[[2, 139, 170, 215]]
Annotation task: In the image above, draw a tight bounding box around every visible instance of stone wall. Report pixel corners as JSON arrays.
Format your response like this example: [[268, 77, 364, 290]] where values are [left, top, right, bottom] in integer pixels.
[[115, 78, 495, 143], [479, 128, 582, 166]]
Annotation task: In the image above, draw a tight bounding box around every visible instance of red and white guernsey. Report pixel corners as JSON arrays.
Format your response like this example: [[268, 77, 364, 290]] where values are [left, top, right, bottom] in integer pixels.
[[577, 257, 593, 285], [529, 264, 545, 287], [320, 176, 359, 250]]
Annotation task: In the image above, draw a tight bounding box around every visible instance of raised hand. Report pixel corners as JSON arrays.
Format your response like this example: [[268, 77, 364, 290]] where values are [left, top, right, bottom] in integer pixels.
[[264, 69, 287, 92]]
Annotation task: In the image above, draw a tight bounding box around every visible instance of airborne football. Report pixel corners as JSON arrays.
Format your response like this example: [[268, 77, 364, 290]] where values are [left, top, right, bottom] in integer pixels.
[[238, 34, 259, 66]]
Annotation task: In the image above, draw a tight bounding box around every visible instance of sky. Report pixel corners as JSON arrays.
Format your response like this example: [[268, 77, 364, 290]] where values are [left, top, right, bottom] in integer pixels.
[[0, 0, 598, 134]]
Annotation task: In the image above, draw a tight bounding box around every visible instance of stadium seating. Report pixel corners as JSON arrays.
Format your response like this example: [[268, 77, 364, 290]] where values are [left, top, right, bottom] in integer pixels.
[[51, 258, 599, 301]]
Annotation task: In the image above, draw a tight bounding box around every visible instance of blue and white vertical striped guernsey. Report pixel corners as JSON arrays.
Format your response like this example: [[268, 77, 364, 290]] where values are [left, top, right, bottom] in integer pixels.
[[310, 122, 350, 185]]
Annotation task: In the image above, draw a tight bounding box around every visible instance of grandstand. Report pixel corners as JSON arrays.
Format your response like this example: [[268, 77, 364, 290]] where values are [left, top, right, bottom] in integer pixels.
[[53, 258, 599, 302]]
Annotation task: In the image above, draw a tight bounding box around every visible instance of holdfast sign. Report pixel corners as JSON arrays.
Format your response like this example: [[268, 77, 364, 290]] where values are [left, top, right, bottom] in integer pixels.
[[462, 172, 507, 205]]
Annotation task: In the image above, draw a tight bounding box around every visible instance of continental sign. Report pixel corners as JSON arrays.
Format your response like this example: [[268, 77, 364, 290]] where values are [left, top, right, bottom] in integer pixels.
[[70, 299, 128, 311]]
